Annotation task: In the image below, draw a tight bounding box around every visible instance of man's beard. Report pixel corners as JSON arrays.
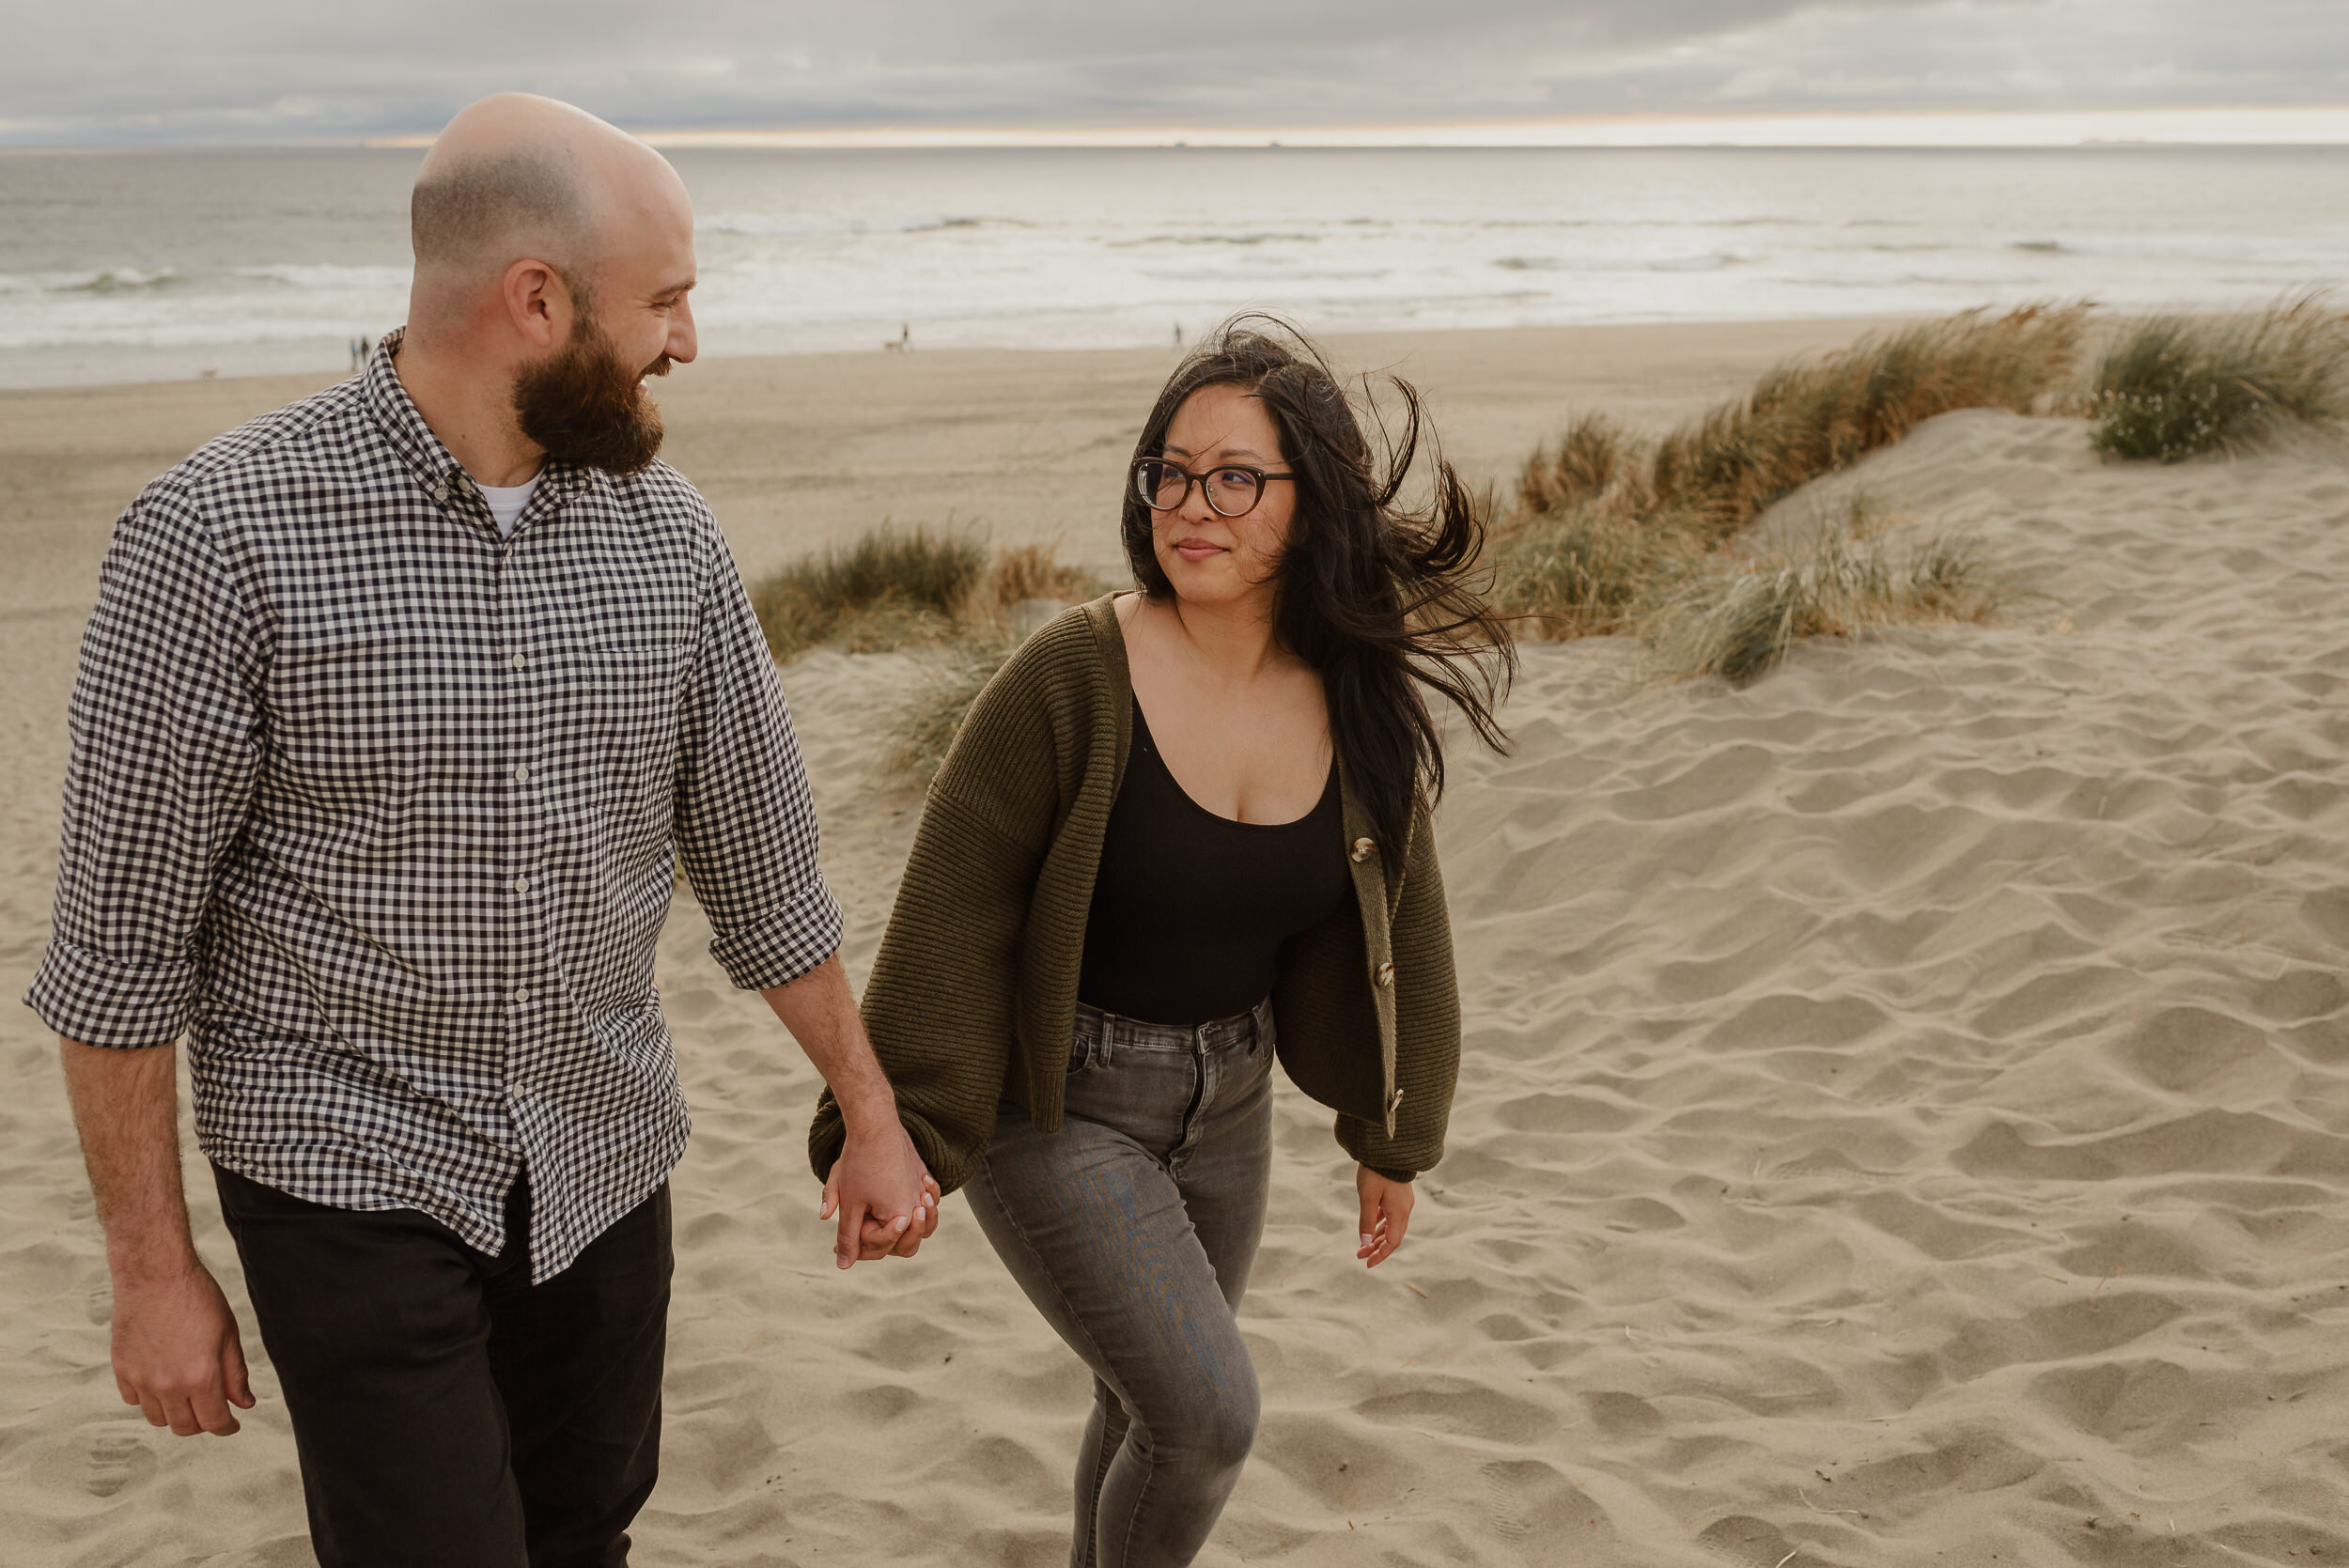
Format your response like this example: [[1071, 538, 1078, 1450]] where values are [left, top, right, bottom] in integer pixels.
[[512, 309, 669, 476]]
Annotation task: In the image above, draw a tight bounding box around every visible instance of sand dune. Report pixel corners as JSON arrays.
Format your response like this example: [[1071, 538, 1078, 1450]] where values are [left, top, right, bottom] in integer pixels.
[[3, 334, 2346, 1566], [624, 408, 2349, 1566]]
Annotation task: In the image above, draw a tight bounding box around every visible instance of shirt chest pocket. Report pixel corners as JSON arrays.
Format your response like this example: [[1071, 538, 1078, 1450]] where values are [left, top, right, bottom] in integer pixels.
[[566, 553, 696, 754], [580, 639, 690, 755]]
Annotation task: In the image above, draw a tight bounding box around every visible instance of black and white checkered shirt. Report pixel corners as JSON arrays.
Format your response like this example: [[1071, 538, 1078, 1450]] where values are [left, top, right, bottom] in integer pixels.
[[26, 333, 842, 1281]]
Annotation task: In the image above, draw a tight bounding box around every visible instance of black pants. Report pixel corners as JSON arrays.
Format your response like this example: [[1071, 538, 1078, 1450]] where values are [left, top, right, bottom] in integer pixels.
[[211, 1163, 673, 1568]]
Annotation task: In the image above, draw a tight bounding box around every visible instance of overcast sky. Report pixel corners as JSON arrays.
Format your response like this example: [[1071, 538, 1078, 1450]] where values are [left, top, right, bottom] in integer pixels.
[[8, 0, 2346, 145]]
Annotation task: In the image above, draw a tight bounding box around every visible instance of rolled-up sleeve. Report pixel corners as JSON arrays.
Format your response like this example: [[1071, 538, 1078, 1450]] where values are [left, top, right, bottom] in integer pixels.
[[25, 479, 265, 1049], [673, 535, 844, 990]]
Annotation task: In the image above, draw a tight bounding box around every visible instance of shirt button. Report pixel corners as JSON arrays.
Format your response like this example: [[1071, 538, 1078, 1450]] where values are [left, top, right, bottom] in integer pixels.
[[1350, 837, 1376, 862], [513, 764, 530, 783], [512, 876, 530, 893], [1374, 960, 1395, 988], [510, 652, 526, 671], [513, 986, 532, 1004], [431, 481, 450, 503]]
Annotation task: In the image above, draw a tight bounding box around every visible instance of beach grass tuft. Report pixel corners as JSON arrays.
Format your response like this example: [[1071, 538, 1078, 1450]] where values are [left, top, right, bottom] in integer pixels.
[[2089, 291, 2349, 462], [1516, 412, 1650, 519], [1489, 501, 1691, 640], [752, 526, 1112, 784], [1494, 305, 2083, 668], [750, 525, 992, 661], [987, 541, 1106, 609], [1643, 303, 2088, 544], [884, 633, 1027, 784], [1638, 500, 1999, 685], [751, 524, 1112, 665]]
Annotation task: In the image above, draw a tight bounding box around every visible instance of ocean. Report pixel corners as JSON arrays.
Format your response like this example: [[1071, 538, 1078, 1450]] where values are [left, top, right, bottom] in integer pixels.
[[3, 144, 2345, 388]]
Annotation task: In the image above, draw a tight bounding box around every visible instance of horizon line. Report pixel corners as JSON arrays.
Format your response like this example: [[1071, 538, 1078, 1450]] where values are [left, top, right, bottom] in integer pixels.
[[358, 104, 2349, 152]]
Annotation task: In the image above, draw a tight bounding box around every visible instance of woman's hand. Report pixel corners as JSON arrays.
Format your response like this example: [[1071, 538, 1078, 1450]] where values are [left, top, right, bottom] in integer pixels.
[[1355, 1166, 1413, 1268], [820, 1140, 943, 1265]]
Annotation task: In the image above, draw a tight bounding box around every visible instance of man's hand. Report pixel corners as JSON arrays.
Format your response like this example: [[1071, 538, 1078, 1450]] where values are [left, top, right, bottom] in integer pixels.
[[821, 1154, 942, 1264], [759, 955, 945, 1270], [1355, 1165, 1414, 1268], [112, 1261, 255, 1435], [817, 1116, 933, 1267], [59, 1037, 256, 1437]]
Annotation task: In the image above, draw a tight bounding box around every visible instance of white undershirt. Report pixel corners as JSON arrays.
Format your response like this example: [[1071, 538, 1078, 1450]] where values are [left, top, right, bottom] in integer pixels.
[[476, 473, 542, 538]]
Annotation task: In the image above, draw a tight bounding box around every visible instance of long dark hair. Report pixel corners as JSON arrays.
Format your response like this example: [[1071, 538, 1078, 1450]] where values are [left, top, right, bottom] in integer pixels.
[[1122, 316, 1515, 857]]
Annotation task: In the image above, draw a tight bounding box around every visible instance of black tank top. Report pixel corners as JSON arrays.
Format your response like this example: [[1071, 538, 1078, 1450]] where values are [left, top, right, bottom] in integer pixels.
[[1077, 697, 1350, 1027]]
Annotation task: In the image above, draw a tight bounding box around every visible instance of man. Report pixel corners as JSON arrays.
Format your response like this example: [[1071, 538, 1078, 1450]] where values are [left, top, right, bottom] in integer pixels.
[[25, 94, 936, 1566]]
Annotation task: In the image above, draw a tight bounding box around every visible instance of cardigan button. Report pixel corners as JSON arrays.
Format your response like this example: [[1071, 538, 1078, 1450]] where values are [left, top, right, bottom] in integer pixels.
[[1349, 836, 1376, 862], [1374, 960, 1394, 988]]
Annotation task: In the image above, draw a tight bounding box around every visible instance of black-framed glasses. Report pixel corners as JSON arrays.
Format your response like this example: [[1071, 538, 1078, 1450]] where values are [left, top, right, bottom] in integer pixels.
[[1131, 458, 1297, 519]]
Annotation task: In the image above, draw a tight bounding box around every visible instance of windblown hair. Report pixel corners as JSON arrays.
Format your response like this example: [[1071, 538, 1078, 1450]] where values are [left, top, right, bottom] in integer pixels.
[[1122, 316, 1515, 856], [411, 147, 592, 278]]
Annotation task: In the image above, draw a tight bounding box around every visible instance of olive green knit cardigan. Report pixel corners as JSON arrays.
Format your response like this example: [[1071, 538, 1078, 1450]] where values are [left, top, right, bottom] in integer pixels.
[[809, 594, 1461, 1193]]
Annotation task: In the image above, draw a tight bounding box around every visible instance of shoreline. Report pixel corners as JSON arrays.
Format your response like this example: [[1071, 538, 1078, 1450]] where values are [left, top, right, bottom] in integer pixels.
[[0, 310, 1926, 395]]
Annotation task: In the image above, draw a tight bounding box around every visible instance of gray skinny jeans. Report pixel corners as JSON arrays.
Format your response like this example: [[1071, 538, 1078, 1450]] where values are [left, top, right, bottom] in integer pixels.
[[966, 997, 1275, 1568]]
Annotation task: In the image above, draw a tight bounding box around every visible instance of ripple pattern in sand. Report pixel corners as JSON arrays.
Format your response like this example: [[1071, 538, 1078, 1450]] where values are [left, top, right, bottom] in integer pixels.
[[5, 410, 2347, 1566]]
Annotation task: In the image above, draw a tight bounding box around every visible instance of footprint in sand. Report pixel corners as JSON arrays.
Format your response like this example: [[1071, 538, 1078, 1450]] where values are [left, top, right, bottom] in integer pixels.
[[82, 1430, 155, 1499]]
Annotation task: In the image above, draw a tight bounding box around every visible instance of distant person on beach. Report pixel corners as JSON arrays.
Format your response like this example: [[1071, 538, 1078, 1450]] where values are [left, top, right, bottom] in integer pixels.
[[28, 92, 935, 1567], [817, 318, 1513, 1566]]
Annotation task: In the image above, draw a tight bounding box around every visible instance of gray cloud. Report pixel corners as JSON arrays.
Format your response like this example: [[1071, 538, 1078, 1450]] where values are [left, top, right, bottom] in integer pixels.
[[7, 0, 2345, 144]]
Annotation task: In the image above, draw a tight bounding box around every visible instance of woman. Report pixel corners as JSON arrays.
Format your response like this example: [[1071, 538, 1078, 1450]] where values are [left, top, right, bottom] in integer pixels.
[[811, 318, 1513, 1567]]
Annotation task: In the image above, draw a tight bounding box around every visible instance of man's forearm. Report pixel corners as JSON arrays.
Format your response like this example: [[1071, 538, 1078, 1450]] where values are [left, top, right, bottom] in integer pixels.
[[759, 953, 899, 1127], [762, 951, 938, 1265], [59, 1039, 201, 1280]]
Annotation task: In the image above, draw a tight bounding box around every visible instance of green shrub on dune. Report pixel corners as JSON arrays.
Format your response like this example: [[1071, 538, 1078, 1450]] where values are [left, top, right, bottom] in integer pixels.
[[2090, 291, 2349, 463]]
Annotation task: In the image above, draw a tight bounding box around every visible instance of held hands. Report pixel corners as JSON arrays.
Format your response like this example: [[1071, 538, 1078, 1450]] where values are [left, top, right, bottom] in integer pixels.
[[1355, 1165, 1414, 1268], [818, 1118, 942, 1268], [111, 1260, 256, 1436]]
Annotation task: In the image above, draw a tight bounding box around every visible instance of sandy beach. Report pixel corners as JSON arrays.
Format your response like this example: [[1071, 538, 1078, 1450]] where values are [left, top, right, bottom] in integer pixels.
[[3, 319, 2345, 1566]]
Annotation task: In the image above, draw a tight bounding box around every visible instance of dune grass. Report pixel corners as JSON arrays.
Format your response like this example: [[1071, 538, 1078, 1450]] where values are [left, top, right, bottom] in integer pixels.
[[770, 294, 2349, 756], [1494, 305, 2087, 675], [1487, 493, 1686, 640], [750, 526, 1110, 785], [750, 525, 1107, 662], [750, 525, 988, 661], [883, 633, 1027, 784], [2089, 291, 2349, 462], [1638, 500, 1999, 685], [1516, 304, 2088, 552]]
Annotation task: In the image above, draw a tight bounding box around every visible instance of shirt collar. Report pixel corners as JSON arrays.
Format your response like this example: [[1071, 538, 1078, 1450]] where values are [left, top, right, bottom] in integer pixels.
[[362, 328, 598, 510]]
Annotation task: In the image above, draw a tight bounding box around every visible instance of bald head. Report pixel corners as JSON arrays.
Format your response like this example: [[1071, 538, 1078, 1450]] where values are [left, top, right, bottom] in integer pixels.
[[396, 93, 699, 476], [409, 93, 690, 320]]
